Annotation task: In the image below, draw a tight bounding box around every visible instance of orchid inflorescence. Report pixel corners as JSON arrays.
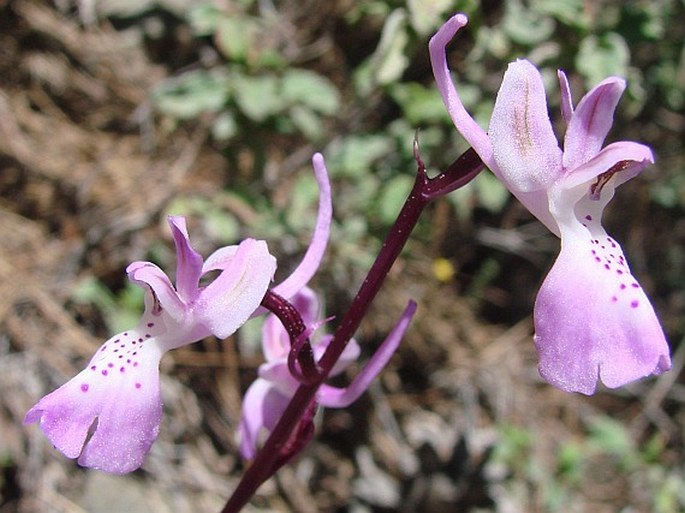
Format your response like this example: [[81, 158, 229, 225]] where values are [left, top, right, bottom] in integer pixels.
[[25, 12, 670, 513]]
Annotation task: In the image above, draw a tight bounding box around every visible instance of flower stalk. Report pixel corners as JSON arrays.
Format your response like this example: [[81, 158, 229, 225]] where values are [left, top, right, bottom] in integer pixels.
[[259, 290, 320, 384], [221, 145, 484, 513]]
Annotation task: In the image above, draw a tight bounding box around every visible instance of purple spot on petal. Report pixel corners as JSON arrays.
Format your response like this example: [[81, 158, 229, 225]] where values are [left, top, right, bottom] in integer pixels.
[[611, 296, 617, 302], [108, 363, 114, 368], [595, 257, 601, 262], [631, 300, 639, 308], [620, 284, 627, 290], [147, 323, 154, 328], [90, 365, 97, 371], [120, 367, 126, 373], [133, 362, 139, 367], [135, 383, 142, 389], [604, 264, 610, 270], [632, 283, 640, 288], [81, 384, 89, 392], [585, 214, 593, 221], [617, 270, 623, 275], [102, 370, 108, 376]]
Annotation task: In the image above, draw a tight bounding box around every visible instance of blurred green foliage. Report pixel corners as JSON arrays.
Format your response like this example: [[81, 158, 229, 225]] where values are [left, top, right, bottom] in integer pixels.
[[494, 416, 685, 512], [86, 0, 685, 336]]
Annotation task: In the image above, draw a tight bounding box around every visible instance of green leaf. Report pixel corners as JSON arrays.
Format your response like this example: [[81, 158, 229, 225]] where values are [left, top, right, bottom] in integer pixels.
[[534, 0, 589, 29], [153, 70, 230, 119], [232, 73, 282, 121], [204, 207, 240, 243], [556, 442, 584, 483], [285, 173, 320, 231], [325, 134, 394, 178], [289, 105, 324, 141], [354, 9, 410, 96], [407, 0, 454, 36], [211, 111, 239, 141], [377, 174, 413, 225], [474, 170, 510, 214], [71, 278, 144, 334], [576, 33, 630, 86], [281, 69, 341, 115], [188, 4, 223, 36], [587, 416, 634, 461], [215, 15, 258, 62], [502, 0, 555, 46], [388, 82, 453, 125]]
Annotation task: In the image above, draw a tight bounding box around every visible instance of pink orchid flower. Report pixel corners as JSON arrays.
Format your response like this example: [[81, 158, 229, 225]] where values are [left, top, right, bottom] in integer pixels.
[[25, 154, 332, 473], [430, 14, 671, 394], [239, 286, 416, 459]]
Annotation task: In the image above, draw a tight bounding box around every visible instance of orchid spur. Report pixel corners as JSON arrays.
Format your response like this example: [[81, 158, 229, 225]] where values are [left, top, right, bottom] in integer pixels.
[[430, 14, 670, 394], [25, 153, 333, 473], [239, 286, 416, 460]]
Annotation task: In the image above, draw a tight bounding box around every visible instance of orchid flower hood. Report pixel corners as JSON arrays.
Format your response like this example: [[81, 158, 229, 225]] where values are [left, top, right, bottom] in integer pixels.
[[430, 14, 671, 394]]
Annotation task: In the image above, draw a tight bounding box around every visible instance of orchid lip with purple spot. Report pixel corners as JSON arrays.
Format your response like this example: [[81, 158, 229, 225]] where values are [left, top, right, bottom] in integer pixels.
[[430, 13, 671, 394], [25, 153, 334, 474]]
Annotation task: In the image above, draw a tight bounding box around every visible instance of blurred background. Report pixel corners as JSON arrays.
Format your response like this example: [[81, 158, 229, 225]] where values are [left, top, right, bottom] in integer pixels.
[[1, 0, 683, 511]]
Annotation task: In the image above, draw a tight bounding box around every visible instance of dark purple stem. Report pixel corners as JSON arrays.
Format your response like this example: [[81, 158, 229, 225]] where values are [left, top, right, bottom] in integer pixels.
[[260, 291, 319, 383], [221, 147, 484, 513]]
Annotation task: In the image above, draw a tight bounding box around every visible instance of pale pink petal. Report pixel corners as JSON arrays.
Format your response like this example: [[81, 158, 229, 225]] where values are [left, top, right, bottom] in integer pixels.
[[126, 261, 186, 321], [563, 77, 626, 170], [557, 70, 574, 123], [202, 246, 239, 273], [258, 361, 299, 397], [261, 313, 291, 362], [272, 153, 332, 300], [554, 141, 654, 208], [548, 142, 653, 239], [319, 301, 416, 408], [533, 225, 670, 394], [196, 238, 276, 339], [167, 216, 204, 302], [489, 59, 563, 193], [428, 14, 495, 168], [25, 322, 166, 473], [238, 379, 291, 460], [331, 338, 361, 376], [313, 335, 361, 377], [512, 189, 561, 237]]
